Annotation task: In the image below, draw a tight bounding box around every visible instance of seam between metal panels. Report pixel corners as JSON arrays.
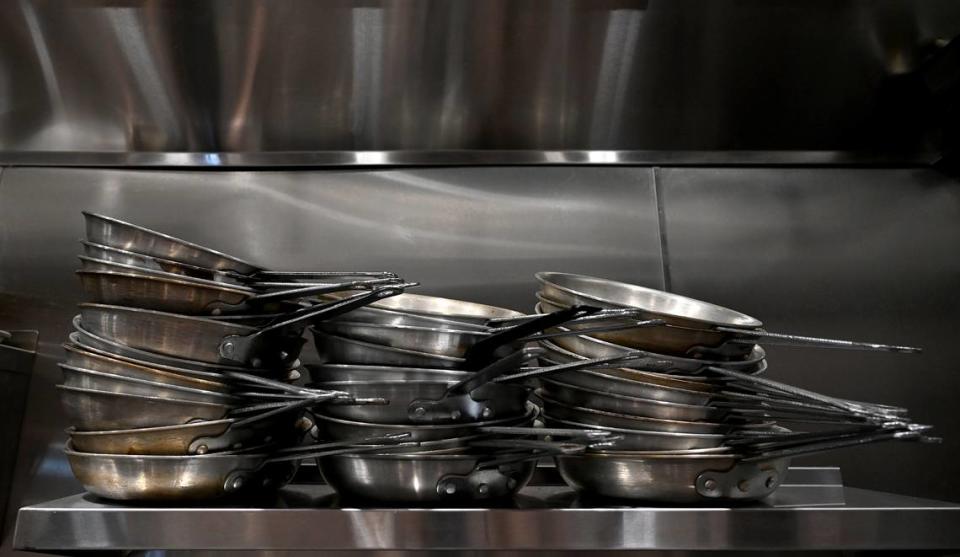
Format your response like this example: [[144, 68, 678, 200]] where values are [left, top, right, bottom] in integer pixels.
[[652, 167, 672, 292]]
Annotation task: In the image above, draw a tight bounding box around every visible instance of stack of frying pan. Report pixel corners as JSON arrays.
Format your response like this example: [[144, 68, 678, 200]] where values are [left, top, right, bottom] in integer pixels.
[[60, 213, 420, 501], [532, 272, 937, 502], [306, 293, 663, 503]]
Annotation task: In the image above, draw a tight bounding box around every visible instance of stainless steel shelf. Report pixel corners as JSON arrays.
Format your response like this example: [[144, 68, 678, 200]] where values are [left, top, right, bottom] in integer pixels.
[[13, 467, 960, 553], [0, 149, 936, 168]]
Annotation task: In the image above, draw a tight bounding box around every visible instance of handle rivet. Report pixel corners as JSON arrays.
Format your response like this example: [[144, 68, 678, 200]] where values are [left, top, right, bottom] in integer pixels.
[[195, 444, 208, 455], [703, 479, 718, 492], [450, 410, 462, 420], [230, 477, 245, 490], [738, 480, 750, 492], [220, 342, 235, 356], [251, 358, 262, 368], [477, 484, 489, 495], [481, 407, 493, 418], [413, 407, 427, 417], [506, 478, 518, 490], [765, 474, 778, 489], [443, 483, 457, 495]]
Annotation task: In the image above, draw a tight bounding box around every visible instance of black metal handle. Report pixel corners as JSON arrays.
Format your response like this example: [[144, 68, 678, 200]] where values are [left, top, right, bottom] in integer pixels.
[[461, 305, 603, 370]]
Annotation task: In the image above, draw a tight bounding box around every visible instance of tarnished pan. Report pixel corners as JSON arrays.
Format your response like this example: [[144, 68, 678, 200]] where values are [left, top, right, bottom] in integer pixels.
[[322, 290, 524, 325], [320, 451, 537, 503], [67, 411, 304, 455], [59, 364, 242, 405], [78, 256, 397, 315], [542, 415, 726, 451], [69, 324, 299, 377], [65, 433, 418, 501], [313, 330, 465, 369], [537, 391, 729, 434], [540, 377, 726, 422], [313, 404, 537, 442], [84, 212, 262, 275], [543, 325, 767, 375], [78, 303, 302, 367], [555, 451, 789, 502], [63, 344, 233, 393], [77, 268, 254, 315], [311, 380, 529, 424], [65, 445, 299, 501], [536, 272, 763, 329], [307, 364, 472, 384], [58, 385, 231, 430]]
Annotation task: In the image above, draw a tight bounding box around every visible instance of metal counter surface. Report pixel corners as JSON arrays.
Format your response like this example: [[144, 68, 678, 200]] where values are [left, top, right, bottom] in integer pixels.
[[14, 479, 960, 552]]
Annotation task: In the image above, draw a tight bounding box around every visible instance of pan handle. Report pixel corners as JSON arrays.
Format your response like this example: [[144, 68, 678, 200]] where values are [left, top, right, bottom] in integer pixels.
[[244, 277, 404, 304], [493, 350, 651, 383], [218, 284, 414, 367], [461, 306, 603, 370], [737, 428, 936, 462], [263, 432, 416, 463], [406, 348, 543, 422], [716, 326, 922, 354], [706, 366, 904, 417], [252, 271, 400, 281]]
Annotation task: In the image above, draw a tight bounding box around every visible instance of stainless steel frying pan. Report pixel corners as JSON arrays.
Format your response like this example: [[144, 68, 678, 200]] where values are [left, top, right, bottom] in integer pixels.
[[67, 410, 308, 455], [313, 404, 538, 442], [78, 284, 409, 368], [555, 428, 929, 502], [78, 256, 400, 315], [321, 290, 525, 325], [537, 390, 729, 434], [84, 212, 401, 283], [537, 273, 921, 355], [64, 433, 414, 501]]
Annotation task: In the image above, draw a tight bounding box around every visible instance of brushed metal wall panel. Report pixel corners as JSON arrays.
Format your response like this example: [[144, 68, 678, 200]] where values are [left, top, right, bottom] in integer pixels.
[[1, 0, 959, 155], [0, 166, 660, 554], [659, 167, 960, 501]]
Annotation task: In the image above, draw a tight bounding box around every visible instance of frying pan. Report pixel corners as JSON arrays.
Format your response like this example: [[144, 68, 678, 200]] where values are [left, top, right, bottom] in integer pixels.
[[77, 284, 409, 368], [555, 428, 928, 502], [82, 240, 398, 288], [537, 339, 726, 390], [63, 341, 233, 393], [542, 321, 767, 375], [67, 410, 309, 455], [58, 385, 233, 430], [316, 305, 663, 371], [78, 256, 400, 315], [537, 273, 921, 355], [321, 290, 525, 325], [307, 364, 472, 384], [537, 390, 730, 434], [541, 415, 727, 451], [59, 364, 244, 405], [84, 212, 400, 283], [64, 433, 415, 501], [539, 377, 726, 422], [311, 349, 540, 424], [69, 323, 300, 378], [319, 445, 544, 503], [313, 403, 538, 442]]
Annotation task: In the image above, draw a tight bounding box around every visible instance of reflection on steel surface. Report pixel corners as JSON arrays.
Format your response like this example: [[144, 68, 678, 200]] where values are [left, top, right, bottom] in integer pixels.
[[1, 0, 959, 155]]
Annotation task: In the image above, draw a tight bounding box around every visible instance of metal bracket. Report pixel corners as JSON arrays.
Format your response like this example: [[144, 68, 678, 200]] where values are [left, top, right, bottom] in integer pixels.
[[695, 459, 787, 499], [436, 467, 521, 500], [408, 394, 495, 423]]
